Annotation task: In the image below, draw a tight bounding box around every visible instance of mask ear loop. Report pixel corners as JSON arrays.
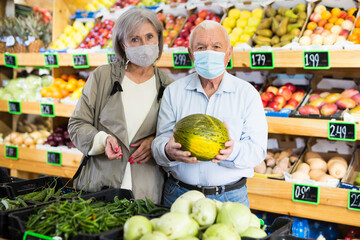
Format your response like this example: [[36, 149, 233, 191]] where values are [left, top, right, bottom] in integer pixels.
[[125, 59, 130, 70]]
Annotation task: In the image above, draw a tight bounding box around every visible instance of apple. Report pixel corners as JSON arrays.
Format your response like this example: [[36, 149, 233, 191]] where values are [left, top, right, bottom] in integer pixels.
[[195, 17, 204, 26], [265, 92, 275, 101], [298, 105, 320, 115], [207, 11, 215, 18], [266, 86, 278, 95], [190, 25, 196, 32], [267, 101, 282, 111], [262, 99, 268, 108], [260, 92, 271, 102], [188, 14, 197, 23], [166, 14, 175, 22], [278, 86, 292, 101], [163, 36, 172, 45], [211, 16, 221, 23], [179, 29, 190, 39], [284, 83, 296, 92], [173, 37, 185, 47], [168, 30, 178, 39], [184, 40, 189, 47], [165, 20, 175, 30], [176, 15, 185, 24], [283, 104, 295, 110], [273, 95, 286, 107], [287, 98, 299, 108], [291, 91, 305, 102], [198, 10, 208, 19], [310, 12, 321, 23], [184, 22, 193, 30], [295, 88, 305, 94], [320, 103, 338, 116], [157, 13, 166, 22]]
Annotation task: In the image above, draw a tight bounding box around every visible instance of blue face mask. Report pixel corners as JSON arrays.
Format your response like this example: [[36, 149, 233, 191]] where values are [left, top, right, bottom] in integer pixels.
[[193, 50, 226, 79]]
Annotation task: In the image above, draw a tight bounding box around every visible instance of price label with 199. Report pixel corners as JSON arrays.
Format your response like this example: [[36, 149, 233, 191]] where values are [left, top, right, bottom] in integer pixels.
[[303, 51, 330, 69]]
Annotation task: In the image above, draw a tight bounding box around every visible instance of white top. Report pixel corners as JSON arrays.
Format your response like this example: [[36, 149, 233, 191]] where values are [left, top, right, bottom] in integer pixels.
[[88, 74, 157, 190]]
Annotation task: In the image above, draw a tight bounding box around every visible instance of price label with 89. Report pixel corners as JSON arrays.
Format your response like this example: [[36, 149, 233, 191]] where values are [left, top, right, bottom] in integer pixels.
[[328, 121, 356, 141], [172, 52, 193, 69]]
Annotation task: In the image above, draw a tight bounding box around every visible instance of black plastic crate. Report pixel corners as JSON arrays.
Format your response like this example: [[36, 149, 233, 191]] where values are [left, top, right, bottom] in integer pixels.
[[8, 188, 134, 240], [272, 236, 311, 240], [99, 227, 122, 240], [0, 200, 36, 239], [242, 217, 294, 240]]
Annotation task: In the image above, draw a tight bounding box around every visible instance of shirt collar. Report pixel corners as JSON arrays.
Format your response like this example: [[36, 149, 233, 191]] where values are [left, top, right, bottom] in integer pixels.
[[185, 71, 236, 94]]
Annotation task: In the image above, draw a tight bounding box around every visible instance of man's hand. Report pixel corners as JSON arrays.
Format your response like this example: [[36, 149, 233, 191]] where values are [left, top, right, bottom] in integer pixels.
[[105, 136, 123, 160], [129, 136, 154, 164], [165, 135, 200, 163], [212, 121, 234, 163]]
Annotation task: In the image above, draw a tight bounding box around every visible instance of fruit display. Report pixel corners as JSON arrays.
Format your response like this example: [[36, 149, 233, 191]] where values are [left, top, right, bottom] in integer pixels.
[[348, 17, 360, 44], [4, 130, 50, 149], [157, 13, 186, 47], [111, 0, 141, 8], [85, 0, 116, 11], [40, 74, 86, 99], [137, 0, 163, 7], [299, 5, 357, 46], [254, 148, 299, 177], [123, 191, 272, 239], [253, 4, 306, 48], [298, 88, 360, 117], [222, 8, 263, 46], [50, 21, 94, 50], [173, 114, 229, 161], [291, 151, 349, 182], [77, 19, 114, 49], [261, 83, 306, 112], [44, 125, 75, 148], [0, 13, 51, 53]]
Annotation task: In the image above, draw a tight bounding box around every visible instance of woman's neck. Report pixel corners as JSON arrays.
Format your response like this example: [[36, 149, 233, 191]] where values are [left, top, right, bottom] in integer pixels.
[[125, 62, 155, 84]]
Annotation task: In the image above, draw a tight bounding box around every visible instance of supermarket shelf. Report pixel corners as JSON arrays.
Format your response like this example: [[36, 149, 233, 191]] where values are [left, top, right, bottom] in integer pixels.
[[2, 50, 360, 68], [0, 144, 81, 178], [248, 177, 360, 226], [0, 100, 75, 117]]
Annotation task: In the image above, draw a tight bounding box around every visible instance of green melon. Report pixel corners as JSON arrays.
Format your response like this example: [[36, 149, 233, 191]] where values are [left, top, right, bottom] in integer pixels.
[[173, 114, 229, 161]]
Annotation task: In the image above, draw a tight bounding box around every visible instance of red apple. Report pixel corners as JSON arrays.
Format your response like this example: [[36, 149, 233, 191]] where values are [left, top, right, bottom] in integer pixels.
[[284, 83, 296, 92], [291, 91, 305, 102], [211, 16, 221, 23], [283, 104, 295, 110], [295, 88, 305, 94], [278, 86, 292, 101], [273, 95, 286, 107], [184, 40, 189, 47], [173, 37, 185, 47], [190, 25, 196, 32], [260, 92, 271, 102], [266, 86, 278, 95], [166, 14, 175, 22], [195, 17, 204, 26], [176, 15, 185, 24], [262, 99, 268, 108], [165, 20, 175, 30], [188, 14, 197, 23], [184, 22, 193, 30], [287, 98, 299, 108], [179, 29, 190, 39], [168, 30, 178, 39], [157, 13, 166, 22], [198, 10, 208, 19], [267, 101, 282, 111], [163, 36, 172, 45], [265, 92, 275, 101]]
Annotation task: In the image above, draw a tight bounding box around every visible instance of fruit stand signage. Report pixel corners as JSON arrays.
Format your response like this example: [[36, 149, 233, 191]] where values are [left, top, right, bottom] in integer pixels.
[[44, 53, 59, 68], [24, 231, 54, 240], [172, 52, 193, 69], [328, 121, 356, 141], [4, 53, 17, 68], [40, 103, 55, 117], [72, 54, 89, 69], [292, 183, 319, 204], [303, 51, 330, 69], [107, 53, 117, 64], [250, 52, 274, 69], [8, 101, 22, 114], [348, 190, 360, 211], [47, 151, 61, 166], [5, 145, 18, 160]]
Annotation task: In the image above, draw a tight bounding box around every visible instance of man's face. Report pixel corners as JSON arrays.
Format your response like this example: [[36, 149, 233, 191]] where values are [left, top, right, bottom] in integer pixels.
[[189, 27, 233, 65]]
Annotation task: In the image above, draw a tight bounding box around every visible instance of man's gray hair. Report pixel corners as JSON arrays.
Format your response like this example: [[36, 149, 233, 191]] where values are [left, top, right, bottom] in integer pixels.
[[112, 8, 164, 63], [188, 20, 230, 51]]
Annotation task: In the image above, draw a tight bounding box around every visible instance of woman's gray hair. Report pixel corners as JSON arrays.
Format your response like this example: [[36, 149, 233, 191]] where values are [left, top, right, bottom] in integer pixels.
[[188, 20, 230, 51], [112, 8, 163, 63]]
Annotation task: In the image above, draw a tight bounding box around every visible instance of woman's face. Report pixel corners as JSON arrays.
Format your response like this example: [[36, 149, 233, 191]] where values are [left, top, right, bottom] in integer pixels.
[[125, 22, 159, 47]]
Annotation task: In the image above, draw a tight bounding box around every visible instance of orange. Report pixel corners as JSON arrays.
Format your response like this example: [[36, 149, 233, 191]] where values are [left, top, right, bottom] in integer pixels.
[[68, 74, 77, 80], [65, 82, 76, 92], [60, 89, 70, 98], [348, 7, 357, 16], [40, 87, 51, 98], [334, 18, 344, 26], [307, 21, 317, 31], [77, 79, 86, 88], [353, 28, 360, 35], [53, 78, 63, 87], [321, 10, 331, 20], [51, 89, 63, 99], [331, 8, 341, 17], [328, 16, 338, 24], [59, 81, 67, 90], [68, 78, 78, 86], [348, 34, 358, 42], [60, 74, 68, 80], [318, 19, 327, 27], [324, 22, 334, 30], [355, 17, 360, 28]]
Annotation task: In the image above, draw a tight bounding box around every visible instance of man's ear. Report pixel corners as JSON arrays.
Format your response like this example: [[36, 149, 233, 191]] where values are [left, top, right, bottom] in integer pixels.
[[188, 47, 194, 62], [226, 45, 233, 63]]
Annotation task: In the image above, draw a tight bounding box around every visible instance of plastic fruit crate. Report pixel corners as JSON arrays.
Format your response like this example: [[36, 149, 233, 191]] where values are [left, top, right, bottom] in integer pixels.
[[8, 188, 134, 240]]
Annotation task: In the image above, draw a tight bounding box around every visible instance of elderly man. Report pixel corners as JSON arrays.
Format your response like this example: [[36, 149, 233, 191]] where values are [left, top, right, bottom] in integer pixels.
[[151, 20, 268, 207]]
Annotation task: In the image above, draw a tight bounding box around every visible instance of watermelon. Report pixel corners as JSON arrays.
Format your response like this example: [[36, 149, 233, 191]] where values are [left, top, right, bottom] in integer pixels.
[[173, 114, 229, 161]]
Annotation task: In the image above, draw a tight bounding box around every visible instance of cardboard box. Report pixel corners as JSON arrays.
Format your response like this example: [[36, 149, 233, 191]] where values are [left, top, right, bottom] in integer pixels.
[[254, 134, 306, 180], [285, 138, 355, 188], [262, 73, 312, 117], [291, 74, 360, 120]]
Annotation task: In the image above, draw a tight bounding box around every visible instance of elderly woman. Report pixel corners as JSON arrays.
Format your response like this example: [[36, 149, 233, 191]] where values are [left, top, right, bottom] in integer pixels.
[[68, 8, 173, 203]]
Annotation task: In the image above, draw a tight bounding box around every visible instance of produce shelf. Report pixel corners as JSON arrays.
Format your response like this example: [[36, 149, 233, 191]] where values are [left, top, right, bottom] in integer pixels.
[[247, 177, 360, 227], [0, 144, 81, 178], [0, 100, 76, 117], [2, 50, 360, 68]]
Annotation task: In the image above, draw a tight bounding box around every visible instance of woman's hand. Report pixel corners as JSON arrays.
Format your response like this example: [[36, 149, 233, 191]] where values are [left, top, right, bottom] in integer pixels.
[[129, 136, 155, 164], [165, 135, 199, 164], [212, 121, 234, 163], [105, 136, 123, 160]]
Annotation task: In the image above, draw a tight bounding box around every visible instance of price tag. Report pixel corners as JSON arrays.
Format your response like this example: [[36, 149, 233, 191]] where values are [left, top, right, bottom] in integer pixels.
[[348, 190, 360, 211], [107, 53, 117, 64], [303, 51, 330, 69], [44, 53, 59, 68], [250, 52, 274, 69], [24, 231, 54, 240], [5, 145, 18, 160], [4, 53, 17, 68], [172, 52, 193, 69], [72, 54, 89, 69], [47, 151, 61, 166], [292, 183, 319, 204], [226, 57, 233, 69], [328, 121, 356, 141], [8, 101, 22, 114], [40, 103, 55, 117]]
